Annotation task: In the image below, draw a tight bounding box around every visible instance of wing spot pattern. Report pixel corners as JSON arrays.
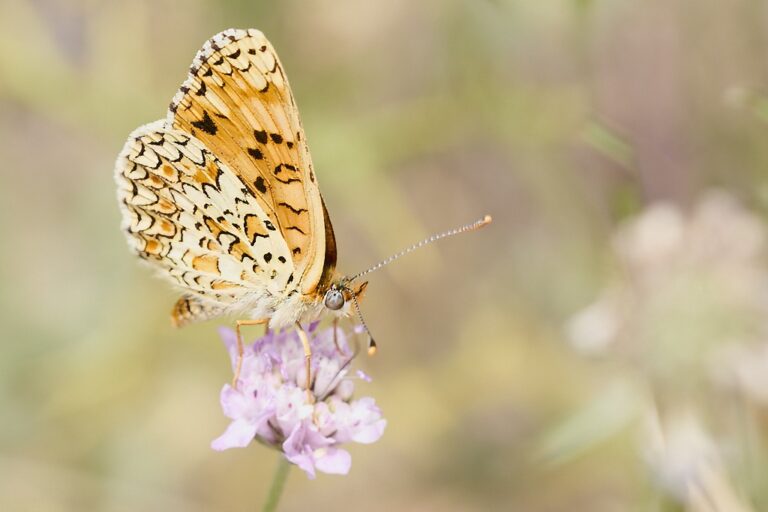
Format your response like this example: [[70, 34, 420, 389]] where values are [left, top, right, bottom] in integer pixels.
[[254, 176, 268, 194], [191, 111, 218, 135]]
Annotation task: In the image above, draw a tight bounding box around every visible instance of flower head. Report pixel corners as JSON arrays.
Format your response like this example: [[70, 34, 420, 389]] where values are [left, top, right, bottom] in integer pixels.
[[212, 323, 386, 479], [567, 191, 768, 387]]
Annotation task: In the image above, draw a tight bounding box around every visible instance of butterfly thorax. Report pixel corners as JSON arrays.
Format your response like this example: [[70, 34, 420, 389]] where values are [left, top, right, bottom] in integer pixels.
[[238, 268, 350, 329], [265, 288, 326, 328]]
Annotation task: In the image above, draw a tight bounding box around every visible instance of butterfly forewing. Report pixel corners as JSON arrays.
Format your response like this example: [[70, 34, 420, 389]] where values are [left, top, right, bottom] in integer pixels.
[[166, 28, 328, 295]]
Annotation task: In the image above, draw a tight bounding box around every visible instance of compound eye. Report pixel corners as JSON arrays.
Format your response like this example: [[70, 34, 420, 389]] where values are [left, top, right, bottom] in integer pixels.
[[324, 289, 345, 310]]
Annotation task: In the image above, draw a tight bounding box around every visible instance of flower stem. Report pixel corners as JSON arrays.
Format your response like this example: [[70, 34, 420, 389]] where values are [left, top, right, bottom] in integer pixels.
[[261, 456, 291, 512]]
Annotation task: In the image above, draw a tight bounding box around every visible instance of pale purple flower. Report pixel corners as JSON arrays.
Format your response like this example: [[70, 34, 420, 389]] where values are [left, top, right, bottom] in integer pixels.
[[212, 324, 386, 479]]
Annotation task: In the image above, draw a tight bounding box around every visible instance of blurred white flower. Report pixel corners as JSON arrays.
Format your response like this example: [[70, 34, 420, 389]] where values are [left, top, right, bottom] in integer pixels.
[[644, 407, 720, 500], [566, 287, 623, 355], [566, 191, 768, 510], [614, 202, 685, 275], [644, 407, 753, 512], [713, 342, 768, 405], [568, 191, 768, 390]]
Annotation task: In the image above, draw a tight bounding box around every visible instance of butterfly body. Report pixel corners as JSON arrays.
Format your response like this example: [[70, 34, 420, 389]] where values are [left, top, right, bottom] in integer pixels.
[[116, 29, 346, 330]]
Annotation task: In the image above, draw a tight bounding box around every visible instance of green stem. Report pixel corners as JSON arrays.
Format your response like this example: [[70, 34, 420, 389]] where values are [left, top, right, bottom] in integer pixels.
[[261, 456, 291, 512]]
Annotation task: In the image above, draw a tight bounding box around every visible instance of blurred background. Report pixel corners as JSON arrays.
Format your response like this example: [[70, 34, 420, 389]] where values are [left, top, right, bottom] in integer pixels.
[[3, 0, 768, 510]]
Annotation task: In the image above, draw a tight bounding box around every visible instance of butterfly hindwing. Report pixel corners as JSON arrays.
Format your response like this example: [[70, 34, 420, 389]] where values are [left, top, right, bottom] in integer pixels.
[[115, 121, 296, 324], [171, 294, 226, 327], [167, 28, 329, 296]]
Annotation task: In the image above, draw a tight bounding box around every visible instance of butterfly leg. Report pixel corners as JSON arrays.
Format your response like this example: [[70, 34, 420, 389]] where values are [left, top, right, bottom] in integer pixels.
[[233, 318, 268, 387], [295, 323, 314, 403], [332, 318, 344, 355]]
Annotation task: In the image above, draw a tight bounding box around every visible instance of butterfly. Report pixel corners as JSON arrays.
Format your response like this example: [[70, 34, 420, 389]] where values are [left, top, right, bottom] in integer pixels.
[[114, 28, 491, 392]]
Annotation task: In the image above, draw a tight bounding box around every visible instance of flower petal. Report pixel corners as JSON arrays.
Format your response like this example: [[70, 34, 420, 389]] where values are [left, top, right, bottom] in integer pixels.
[[219, 385, 251, 419], [353, 419, 387, 444], [314, 447, 352, 475], [211, 419, 258, 450], [283, 424, 317, 479]]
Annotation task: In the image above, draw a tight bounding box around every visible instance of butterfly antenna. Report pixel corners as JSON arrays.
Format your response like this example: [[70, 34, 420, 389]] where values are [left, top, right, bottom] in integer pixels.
[[350, 291, 377, 356], [349, 214, 493, 282]]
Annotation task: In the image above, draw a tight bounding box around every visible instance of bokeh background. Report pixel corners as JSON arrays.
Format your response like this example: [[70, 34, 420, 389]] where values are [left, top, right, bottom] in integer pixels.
[[3, 1, 768, 510]]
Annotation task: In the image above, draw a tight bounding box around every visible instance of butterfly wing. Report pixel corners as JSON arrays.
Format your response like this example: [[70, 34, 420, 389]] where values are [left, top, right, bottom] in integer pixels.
[[166, 28, 333, 297], [115, 121, 295, 326]]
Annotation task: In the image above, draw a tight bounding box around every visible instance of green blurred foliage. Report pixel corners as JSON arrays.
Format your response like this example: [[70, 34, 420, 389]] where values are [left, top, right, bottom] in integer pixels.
[[1, 0, 767, 510]]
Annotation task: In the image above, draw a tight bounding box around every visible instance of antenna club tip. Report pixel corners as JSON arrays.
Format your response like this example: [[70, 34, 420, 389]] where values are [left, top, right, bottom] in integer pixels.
[[367, 340, 377, 356], [480, 214, 493, 226]]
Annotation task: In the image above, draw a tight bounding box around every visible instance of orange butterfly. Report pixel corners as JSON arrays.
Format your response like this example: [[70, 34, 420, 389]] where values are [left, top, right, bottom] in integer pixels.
[[115, 29, 491, 394]]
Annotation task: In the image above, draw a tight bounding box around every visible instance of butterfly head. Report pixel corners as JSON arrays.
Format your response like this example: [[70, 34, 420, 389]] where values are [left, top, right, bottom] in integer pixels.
[[323, 278, 368, 311], [323, 286, 345, 311]]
